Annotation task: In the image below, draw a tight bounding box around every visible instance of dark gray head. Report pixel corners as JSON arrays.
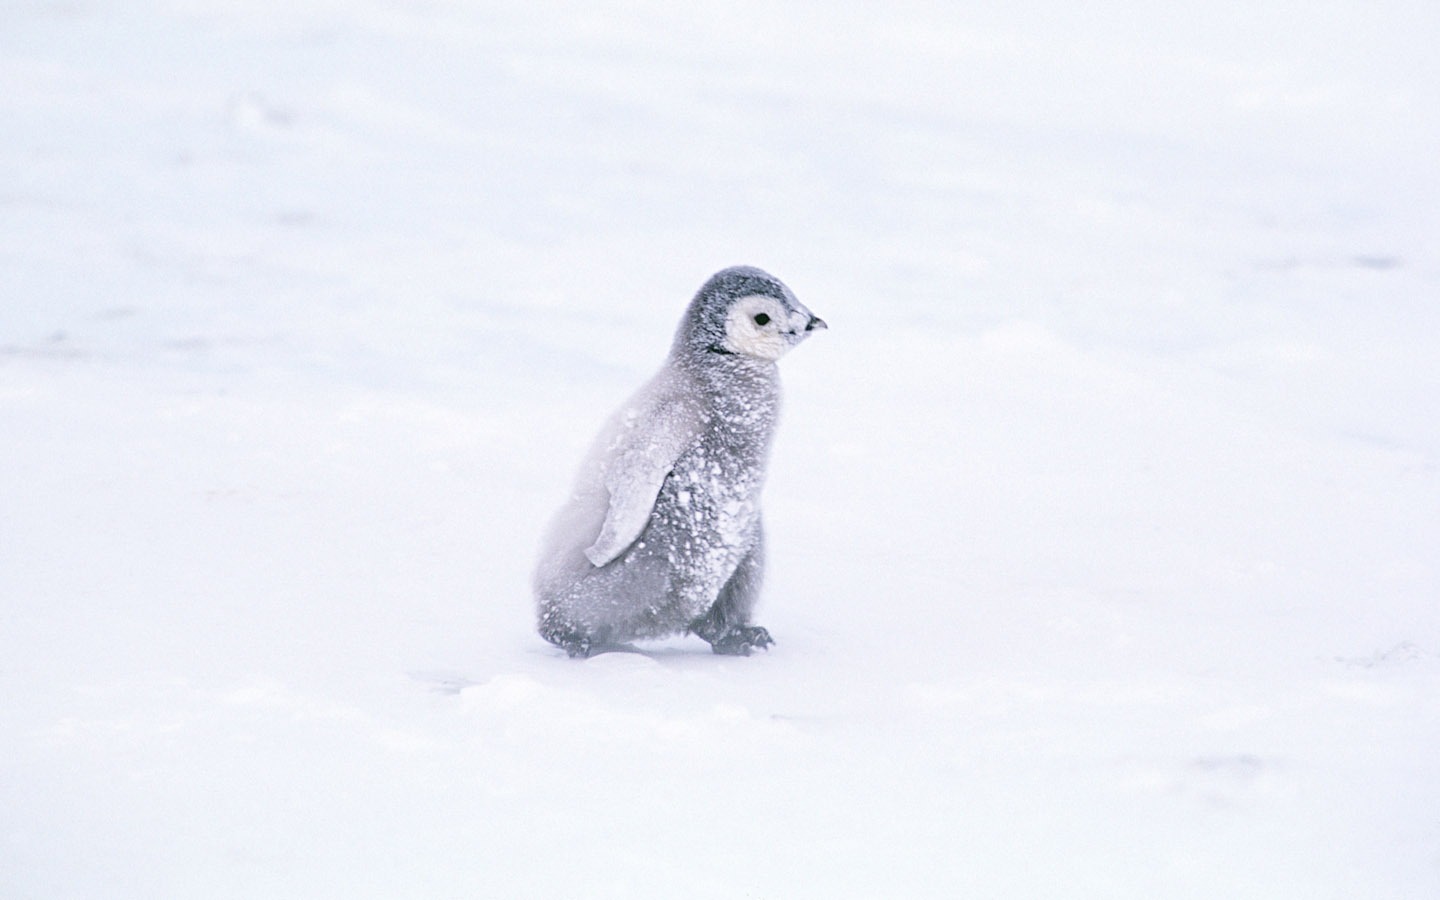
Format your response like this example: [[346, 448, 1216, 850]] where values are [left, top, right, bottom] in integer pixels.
[[672, 265, 826, 361]]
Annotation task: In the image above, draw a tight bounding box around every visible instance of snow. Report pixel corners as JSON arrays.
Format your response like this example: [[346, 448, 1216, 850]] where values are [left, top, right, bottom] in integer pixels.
[[3, 1, 1438, 897]]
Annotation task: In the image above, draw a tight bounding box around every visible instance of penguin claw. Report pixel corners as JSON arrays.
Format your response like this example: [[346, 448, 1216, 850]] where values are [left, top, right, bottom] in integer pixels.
[[541, 626, 593, 658], [708, 626, 773, 656]]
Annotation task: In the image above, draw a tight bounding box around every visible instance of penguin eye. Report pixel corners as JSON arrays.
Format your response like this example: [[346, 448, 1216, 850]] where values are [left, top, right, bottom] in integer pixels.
[[752, 313, 770, 326]]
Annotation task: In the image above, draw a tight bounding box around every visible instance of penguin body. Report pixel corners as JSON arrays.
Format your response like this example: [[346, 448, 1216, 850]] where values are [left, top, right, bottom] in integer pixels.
[[533, 266, 824, 657]]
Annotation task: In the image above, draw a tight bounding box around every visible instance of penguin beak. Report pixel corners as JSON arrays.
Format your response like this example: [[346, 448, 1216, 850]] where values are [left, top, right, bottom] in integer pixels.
[[805, 315, 827, 332]]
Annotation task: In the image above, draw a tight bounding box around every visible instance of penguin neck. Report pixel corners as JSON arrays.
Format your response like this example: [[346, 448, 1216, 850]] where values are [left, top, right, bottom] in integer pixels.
[[671, 349, 777, 449], [676, 350, 781, 438], [679, 348, 778, 389]]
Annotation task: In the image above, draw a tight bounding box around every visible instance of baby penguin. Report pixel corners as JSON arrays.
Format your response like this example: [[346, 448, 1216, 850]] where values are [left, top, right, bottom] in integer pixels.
[[534, 266, 825, 657]]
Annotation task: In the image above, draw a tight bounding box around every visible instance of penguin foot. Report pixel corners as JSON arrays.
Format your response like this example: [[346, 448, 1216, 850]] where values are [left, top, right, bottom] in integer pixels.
[[540, 623, 593, 659], [559, 636, 593, 659], [706, 625, 773, 656]]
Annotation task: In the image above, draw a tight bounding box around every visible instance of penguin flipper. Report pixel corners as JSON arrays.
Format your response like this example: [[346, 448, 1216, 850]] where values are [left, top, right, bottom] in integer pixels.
[[583, 397, 699, 567]]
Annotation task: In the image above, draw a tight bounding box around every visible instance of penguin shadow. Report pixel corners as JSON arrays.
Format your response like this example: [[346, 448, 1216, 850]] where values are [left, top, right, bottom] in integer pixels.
[[593, 642, 702, 659], [406, 638, 774, 694], [556, 635, 772, 665]]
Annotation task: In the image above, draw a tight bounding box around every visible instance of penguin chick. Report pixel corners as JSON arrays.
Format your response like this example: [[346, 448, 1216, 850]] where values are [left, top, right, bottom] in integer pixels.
[[534, 266, 826, 658]]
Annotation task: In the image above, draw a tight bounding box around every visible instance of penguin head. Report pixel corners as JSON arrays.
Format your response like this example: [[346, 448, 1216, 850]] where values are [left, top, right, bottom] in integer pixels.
[[676, 266, 826, 362]]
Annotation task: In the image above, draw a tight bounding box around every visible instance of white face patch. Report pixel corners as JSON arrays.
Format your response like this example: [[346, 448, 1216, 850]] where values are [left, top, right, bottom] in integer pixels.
[[721, 295, 796, 360]]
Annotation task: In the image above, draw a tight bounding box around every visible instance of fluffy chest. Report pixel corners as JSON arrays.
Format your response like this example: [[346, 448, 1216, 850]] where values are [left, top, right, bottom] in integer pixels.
[[656, 388, 776, 545]]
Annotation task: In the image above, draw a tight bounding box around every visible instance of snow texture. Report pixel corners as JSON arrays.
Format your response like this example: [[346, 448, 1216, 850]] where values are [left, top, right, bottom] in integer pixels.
[[3, 1, 1439, 898]]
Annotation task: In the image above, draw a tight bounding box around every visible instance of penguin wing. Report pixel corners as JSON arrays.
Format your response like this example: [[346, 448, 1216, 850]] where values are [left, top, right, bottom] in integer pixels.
[[583, 397, 699, 568]]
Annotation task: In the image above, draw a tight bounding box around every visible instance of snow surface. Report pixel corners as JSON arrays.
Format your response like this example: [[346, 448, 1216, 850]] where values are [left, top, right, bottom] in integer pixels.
[[3, 1, 1439, 897]]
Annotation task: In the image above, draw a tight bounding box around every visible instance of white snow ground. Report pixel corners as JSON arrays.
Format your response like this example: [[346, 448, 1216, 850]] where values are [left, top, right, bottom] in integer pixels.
[[3, 1, 1439, 897]]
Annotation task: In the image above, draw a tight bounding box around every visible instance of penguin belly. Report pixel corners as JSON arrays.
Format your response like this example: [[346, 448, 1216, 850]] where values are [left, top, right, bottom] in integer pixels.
[[634, 454, 761, 627]]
